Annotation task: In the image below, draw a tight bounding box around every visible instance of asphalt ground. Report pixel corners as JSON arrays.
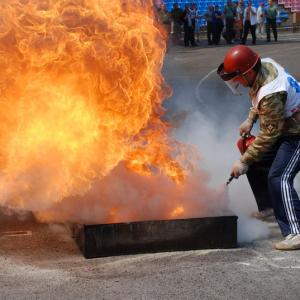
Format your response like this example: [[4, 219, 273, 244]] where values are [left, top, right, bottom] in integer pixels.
[[1, 33, 300, 300]]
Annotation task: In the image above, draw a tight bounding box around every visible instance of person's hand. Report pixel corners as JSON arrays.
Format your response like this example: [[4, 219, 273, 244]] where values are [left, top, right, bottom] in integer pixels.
[[239, 118, 253, 136], [231, 160, 249, 178]]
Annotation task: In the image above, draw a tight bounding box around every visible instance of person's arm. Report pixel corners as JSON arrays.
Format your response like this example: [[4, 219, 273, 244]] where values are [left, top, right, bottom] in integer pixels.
[[251, 7, 256, 15], [241, 92, 287, 165], [239, 107, 258, 136], [248, 106, 259, 123]]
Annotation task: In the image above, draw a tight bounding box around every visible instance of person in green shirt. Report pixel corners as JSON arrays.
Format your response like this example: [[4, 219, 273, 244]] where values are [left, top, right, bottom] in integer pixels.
[[265, 0, 278, 42], [224, 0, 237, 44], [170, 3, 183, 45]]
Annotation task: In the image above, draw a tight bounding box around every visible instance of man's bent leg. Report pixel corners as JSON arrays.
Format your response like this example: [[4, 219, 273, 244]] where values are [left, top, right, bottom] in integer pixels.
[[246, 145, 278, 212], [247, 160, 273, 211]]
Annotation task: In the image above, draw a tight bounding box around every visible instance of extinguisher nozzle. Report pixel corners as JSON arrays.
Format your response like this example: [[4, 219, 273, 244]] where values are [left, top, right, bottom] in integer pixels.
[[226, 175, 234, 185]]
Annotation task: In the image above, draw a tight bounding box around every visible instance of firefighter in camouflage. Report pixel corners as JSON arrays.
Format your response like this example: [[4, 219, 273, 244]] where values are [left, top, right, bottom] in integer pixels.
[[218, 45, 300, 250]]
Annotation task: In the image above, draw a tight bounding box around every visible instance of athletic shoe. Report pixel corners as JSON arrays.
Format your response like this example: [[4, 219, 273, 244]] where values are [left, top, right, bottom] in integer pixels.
[[275, 234, 300, 250]]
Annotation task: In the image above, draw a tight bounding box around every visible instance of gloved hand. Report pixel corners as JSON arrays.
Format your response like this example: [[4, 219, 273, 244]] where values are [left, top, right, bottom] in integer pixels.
[[239, 118, 254, 136], [231, 160, 249, 178]]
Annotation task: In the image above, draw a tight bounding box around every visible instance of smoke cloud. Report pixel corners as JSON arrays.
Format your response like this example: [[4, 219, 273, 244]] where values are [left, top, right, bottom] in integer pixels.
[[34, 68, 271, 243], [170, 70, 270, 243]]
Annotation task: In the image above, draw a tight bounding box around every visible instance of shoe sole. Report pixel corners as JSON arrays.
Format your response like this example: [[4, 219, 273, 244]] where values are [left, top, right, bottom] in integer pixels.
[[274, 245, 300, 251]]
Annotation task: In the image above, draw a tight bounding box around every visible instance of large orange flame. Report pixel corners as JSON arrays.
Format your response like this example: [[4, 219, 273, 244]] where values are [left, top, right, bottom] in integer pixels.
[[0, 0, 187, 214], [0, 0, 227, 224]]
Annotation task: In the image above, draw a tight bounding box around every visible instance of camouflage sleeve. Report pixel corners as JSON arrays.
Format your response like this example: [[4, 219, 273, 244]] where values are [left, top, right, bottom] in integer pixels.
[[241, 92, 287, 165]]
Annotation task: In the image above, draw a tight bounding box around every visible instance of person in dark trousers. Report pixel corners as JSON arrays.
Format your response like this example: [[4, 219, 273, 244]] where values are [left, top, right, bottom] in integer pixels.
[[223, 0, 236, 44], [182, 4, 197, 47], [218, 45, 300, 250], [212, 5, 224, 45], [157, 3, 171, 31], [204, 5, 214, 45], [241, 0, 257, 45], [190, 3, 198, 44], [265, 0, 278, 42], [170, 3, 183, 45]]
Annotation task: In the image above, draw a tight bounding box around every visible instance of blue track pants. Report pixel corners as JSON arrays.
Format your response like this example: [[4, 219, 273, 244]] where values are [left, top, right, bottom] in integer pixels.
[[268, 137, 300, 236]]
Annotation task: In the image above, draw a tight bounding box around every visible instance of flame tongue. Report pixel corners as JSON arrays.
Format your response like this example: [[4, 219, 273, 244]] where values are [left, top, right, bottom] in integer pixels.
[[0, 0, 187, 213]]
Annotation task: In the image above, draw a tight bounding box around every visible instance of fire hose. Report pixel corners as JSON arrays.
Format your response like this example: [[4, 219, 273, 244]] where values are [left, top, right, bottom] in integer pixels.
[[226, 133, 256, 185]]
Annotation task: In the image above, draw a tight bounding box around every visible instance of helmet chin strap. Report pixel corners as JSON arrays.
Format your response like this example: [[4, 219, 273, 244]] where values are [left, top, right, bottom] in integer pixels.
[[242, 68, 259, 87], [241, 73, 253, 87]]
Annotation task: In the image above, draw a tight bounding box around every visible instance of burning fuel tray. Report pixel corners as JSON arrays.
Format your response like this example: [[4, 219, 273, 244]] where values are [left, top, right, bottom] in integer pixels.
[[73, 215, 238, 259]]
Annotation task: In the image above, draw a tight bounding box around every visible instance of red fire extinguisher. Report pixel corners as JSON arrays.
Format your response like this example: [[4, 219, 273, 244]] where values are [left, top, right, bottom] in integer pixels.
[[236, 133, 256, 155], [226, 133, 256, 185]]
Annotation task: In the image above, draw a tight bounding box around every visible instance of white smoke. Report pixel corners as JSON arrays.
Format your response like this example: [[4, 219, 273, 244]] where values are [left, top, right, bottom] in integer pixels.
[[170, 70, 270, 243]]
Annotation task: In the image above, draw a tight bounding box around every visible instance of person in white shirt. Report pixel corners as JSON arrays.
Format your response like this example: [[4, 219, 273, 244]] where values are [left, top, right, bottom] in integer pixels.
[[257, 2, 265, 38], [241, 0, 257, 45]]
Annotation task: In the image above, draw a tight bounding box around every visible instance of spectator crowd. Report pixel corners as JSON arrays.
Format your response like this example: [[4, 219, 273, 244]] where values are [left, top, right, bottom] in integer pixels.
[[156, 0, 280, 47]]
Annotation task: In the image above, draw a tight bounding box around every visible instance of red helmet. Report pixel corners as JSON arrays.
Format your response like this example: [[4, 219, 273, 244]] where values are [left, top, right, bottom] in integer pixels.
[[218, 45, 260, 81]]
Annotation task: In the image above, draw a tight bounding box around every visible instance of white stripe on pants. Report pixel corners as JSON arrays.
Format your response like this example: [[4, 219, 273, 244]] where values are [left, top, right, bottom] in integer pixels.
[[281, 141, 300, 234]]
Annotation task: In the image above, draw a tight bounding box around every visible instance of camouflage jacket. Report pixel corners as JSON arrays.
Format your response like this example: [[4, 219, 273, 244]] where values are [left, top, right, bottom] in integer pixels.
[[241, 61, 300, 165]]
